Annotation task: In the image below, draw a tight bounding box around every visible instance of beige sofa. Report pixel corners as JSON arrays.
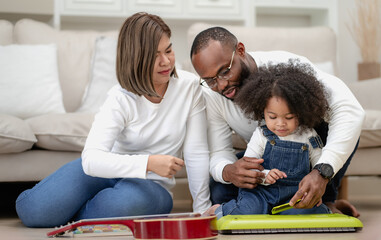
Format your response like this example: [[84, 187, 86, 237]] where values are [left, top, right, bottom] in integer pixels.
[[0, 19, 379, 213], [0, 18, 114, 183]]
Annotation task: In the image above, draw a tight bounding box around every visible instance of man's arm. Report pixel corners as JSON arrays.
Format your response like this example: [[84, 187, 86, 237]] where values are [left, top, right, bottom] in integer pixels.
[[290, 58, 365, 208], [203, 88, 264, 187]]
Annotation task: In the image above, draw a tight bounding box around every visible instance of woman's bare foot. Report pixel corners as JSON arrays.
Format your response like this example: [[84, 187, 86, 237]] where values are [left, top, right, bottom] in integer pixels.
[[203, 204, 221, 216], [325, 199, 360, 217]]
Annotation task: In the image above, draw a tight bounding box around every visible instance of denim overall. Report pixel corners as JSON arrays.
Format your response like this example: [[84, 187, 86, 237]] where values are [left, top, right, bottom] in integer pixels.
[[219, 126, 330, 216]]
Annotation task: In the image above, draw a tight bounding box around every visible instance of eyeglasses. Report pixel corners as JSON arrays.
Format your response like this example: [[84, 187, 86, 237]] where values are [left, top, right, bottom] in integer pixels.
[[199, 50, 235, 89]]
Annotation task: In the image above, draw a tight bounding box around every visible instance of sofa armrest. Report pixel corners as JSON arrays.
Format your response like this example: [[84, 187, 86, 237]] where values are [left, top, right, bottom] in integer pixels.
[[347, 78, 381, 110]]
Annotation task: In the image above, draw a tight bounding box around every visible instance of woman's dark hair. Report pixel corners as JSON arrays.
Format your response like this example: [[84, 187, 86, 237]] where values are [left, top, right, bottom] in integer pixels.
[[234, 59, 330, 131], [117, 12, 177, 98]]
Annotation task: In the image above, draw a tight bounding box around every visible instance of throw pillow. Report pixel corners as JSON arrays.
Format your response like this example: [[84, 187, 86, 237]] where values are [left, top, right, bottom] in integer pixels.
[[77, 36, 118, 113], [14, 18, 119, 112], [0, 114, 37, 153], [359, 109, 381, 148], [0, 20, 13, 45], [26, 113, 95, 152], [0, 44, 66, 119]]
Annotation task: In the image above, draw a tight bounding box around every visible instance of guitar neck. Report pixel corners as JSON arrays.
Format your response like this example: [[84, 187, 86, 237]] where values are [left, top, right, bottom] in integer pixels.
[[47, 212, 200, 238], [47, 219, 134, 237]]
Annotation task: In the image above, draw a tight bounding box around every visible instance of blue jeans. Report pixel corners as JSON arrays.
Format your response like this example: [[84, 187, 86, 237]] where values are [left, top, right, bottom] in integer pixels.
[[16, 158, 173, 228]]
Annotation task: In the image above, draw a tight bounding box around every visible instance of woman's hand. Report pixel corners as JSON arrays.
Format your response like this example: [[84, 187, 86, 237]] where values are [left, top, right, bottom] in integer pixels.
[[147, 155, 185, 178]]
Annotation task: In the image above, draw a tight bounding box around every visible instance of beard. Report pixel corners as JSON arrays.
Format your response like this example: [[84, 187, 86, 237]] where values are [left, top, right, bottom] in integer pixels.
[[238, 60, 251, 87], [222, 60, 251, 101]]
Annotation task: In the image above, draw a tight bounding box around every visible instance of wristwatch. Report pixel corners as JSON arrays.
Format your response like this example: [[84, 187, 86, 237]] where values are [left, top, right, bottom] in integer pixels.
[[313, 163, 334, 180]]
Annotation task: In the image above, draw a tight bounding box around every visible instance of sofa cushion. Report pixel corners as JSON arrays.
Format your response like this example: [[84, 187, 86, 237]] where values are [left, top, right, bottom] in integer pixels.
[[0, 114, 37, 153], [14, 19, 118, 112], [358, 109, 381, 148], [26, 113, 95, 152], [0, 44, 66, 119], [77, 36, 118, 113], [0, 20, 13, 45]]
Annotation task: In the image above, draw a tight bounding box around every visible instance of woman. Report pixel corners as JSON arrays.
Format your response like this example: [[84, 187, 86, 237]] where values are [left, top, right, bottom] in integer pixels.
[[16, 12, 211, 228]]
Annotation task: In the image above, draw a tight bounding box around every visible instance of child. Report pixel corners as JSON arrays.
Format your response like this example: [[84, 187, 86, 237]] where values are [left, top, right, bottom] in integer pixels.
[[209, 59, 332, 217]]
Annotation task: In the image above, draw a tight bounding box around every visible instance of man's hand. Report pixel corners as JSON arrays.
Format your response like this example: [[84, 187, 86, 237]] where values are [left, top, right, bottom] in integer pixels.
[[222, 157, 265, 189], [289, 169, 329, 208], [147, 155, 184, 178]]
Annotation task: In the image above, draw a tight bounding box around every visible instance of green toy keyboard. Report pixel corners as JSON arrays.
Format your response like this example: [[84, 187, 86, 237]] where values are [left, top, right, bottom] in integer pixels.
[[217, 213, 363, 234]]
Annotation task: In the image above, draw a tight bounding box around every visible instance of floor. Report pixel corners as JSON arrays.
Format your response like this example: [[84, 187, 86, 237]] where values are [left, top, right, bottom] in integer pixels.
[[1, 178, 381, 240]]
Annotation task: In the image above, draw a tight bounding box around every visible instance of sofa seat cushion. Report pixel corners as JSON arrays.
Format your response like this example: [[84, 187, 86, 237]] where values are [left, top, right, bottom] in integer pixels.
[[358, 109, 381, 148], [26, 113, 95, 152], [0, 150, 80, 182], [0, 114, 37, 153]]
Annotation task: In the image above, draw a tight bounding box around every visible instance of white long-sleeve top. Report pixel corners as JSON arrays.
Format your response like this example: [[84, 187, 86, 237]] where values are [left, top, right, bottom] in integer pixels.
[[204, 51, 365, 184], [82, 70, 211, 213]]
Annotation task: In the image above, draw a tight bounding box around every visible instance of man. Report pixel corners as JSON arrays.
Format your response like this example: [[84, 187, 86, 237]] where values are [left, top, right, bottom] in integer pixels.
[[190, 27, 364, 216]]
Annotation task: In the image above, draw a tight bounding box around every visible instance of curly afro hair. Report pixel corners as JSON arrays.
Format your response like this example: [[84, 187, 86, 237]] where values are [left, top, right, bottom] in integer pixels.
[[234, 59, 330, 132]]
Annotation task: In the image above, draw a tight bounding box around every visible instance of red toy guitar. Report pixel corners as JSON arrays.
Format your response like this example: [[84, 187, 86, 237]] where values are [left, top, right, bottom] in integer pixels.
[[47, 212, 217, 239]]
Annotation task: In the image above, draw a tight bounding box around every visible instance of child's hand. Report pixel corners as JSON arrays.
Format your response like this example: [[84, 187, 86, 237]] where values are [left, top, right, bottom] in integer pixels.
[[265, 169, 287, 184]]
